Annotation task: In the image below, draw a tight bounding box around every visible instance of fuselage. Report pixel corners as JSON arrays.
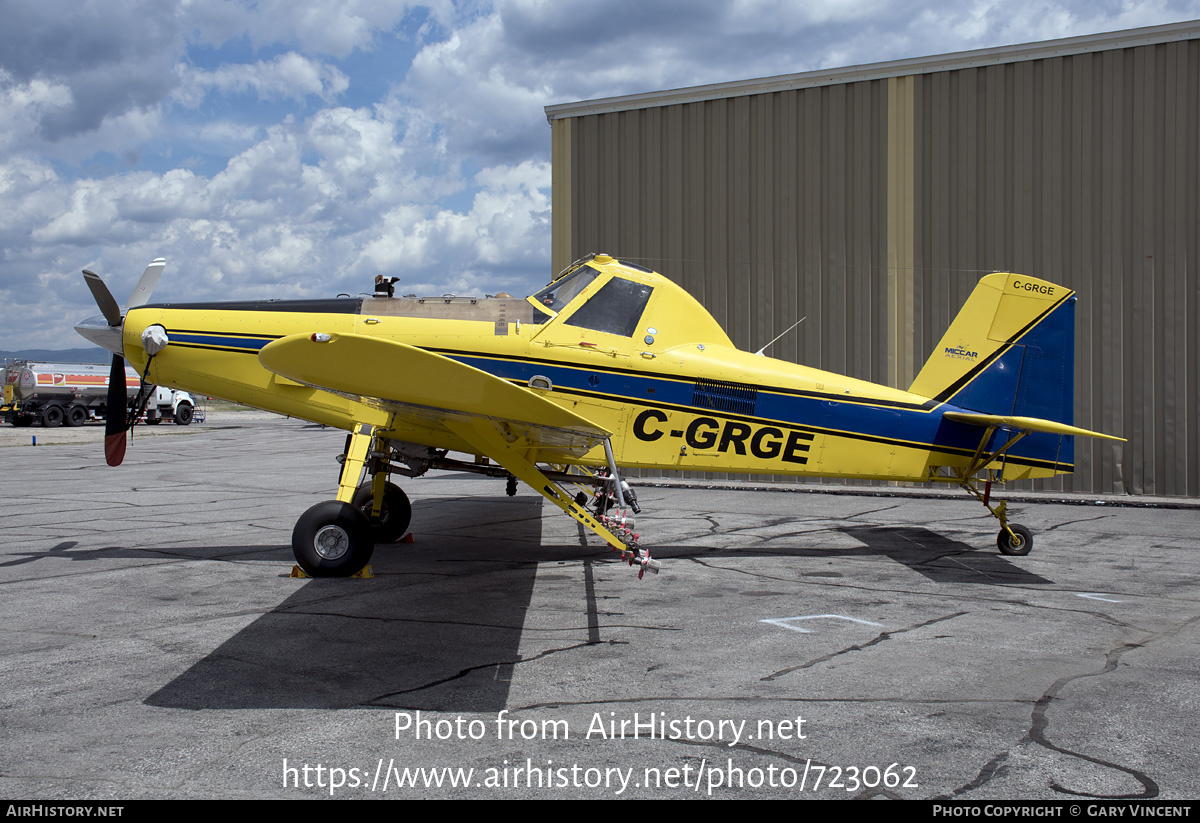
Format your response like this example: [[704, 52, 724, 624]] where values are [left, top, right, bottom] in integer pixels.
[[119, 256, 1066, 482]]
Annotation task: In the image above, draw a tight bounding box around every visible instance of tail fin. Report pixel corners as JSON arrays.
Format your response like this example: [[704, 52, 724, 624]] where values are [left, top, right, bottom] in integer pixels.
[[909, 273, 1074, 422]]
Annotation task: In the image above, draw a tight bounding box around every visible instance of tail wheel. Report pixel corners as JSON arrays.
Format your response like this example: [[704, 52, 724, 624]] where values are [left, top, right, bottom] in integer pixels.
[[292, 501, 374, 577], [67, 405, 88, 427], [174, 402, 193, 425], [997, 524, 1033, 556], [351, 481, 412, 544]]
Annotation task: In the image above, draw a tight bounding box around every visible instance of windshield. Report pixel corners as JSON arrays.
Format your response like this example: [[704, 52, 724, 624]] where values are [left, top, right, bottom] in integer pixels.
[[530, 265, 600, 313]]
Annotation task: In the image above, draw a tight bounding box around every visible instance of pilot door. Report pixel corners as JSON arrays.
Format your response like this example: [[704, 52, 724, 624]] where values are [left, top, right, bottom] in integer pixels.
[[527, 268, 658, 451]]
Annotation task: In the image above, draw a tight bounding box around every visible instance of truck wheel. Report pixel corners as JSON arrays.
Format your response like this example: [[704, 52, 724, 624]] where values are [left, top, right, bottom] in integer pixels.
[[42, 405, 64, 428], [66, 405, 88, 427], [13, 414, 33, 428], [174, 402, 194, 425]]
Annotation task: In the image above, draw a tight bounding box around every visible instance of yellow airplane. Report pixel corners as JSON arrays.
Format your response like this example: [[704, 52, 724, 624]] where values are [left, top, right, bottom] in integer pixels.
[[76, 253, 1122, 579]]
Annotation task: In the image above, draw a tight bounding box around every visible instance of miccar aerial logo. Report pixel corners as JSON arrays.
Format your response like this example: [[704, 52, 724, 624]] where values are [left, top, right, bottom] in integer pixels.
[[943, 341, 978, 361]]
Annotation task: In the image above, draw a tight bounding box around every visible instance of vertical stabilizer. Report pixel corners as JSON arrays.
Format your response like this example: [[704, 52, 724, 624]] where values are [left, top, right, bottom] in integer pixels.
[[909, 273, 1075, 424]]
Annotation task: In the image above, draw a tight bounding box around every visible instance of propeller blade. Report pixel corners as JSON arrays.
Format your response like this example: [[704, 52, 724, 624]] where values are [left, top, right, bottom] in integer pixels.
[[83, 270, 122, 327], [127, 258, 166, 308], [104, 354, 128, 467]]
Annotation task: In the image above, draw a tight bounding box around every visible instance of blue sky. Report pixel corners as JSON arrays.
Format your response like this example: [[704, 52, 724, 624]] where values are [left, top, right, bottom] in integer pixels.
[[2, 0, 1197, 349]]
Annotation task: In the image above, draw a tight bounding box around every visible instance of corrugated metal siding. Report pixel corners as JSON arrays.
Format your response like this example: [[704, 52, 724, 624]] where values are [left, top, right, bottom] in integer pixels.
[[912, 39, 1200, 495], [556, 34, 1199, 496], [568, 82, 890, 380], [566, 84, 888, 482]]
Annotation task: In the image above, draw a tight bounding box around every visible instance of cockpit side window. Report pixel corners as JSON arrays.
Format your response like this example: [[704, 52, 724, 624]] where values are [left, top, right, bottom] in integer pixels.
[[531, 266, 600, 314], [563, 277, 654, 337]]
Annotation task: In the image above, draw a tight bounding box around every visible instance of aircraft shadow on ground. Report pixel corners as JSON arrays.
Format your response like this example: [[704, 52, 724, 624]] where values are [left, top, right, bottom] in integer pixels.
[[0, 540, 295, 568], [145, 497, 556, 713], [835, 525, 1054, 584], [654, 525, 1053, 585]]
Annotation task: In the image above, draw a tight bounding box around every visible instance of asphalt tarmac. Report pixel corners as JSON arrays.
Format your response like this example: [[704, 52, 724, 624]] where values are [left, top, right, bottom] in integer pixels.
[[2, 415, 1198, 800]]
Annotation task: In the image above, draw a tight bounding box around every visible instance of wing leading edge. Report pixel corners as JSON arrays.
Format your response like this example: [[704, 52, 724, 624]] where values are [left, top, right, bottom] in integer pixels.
[[257, 332, 610, 459]]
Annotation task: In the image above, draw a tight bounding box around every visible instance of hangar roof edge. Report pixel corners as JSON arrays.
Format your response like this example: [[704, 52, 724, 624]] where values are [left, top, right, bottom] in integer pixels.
[[544, 20, 1200, 123]]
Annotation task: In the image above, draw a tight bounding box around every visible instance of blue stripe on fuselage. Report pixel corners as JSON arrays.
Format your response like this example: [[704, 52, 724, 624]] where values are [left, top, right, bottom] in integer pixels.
[[171, 332, 276, 352], [436, 351, 1066, 468]]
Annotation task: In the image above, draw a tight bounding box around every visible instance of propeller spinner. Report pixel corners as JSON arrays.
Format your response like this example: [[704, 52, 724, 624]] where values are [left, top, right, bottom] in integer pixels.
[[74, 259, 166, 466]]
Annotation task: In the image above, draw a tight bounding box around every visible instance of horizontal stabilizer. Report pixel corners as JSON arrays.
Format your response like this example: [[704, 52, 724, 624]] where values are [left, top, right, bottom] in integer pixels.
[[944, 411, 1125, 442], [258, 332, 609, 455]]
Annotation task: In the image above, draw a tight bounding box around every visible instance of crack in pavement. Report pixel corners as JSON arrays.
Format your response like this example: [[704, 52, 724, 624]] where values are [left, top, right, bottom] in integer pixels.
[[516, 695, 1032, 711], [1030, 638, 1160, 799], [663, 737, 913, 797], [937, 751, 1011, 799], [270, 608, 678, 634], [947, 613, 1200, 800], [667, 736, 903, 797], [1029, 614, 1200, 801], [843, 504, 903, 520], [1042, 514, 1117, 533], [362, 639, 628, 706], [761, 612, 968, 681]]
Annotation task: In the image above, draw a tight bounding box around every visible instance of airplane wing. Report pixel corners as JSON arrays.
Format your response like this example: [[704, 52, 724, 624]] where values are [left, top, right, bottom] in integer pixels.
[[257, 332, 610, 457], [943, 411, 1125, 442]]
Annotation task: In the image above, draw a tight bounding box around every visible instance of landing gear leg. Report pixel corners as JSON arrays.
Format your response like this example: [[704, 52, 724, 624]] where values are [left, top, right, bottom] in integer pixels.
[[443, 419, 659, 578], [961, 477, 1033, 556], [336, 423, 375, 505]]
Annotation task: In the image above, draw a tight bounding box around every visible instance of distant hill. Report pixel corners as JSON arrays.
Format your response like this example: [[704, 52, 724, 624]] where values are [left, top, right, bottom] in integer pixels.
[[1, 348, 111, 365]]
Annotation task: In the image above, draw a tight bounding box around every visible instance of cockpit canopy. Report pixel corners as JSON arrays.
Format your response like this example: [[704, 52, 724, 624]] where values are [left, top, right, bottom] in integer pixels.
[[527, 256, 733, 350], [530, 264, 654, 337]]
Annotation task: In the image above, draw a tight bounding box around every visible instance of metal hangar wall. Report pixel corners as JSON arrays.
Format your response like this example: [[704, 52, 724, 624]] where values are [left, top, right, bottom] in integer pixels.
[[545, 21, 1200, 497]]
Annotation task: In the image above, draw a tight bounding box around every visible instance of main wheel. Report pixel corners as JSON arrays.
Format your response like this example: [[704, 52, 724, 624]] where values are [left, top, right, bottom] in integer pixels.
[[997, 524, 1033, 556], [66, 404, 88, 427], [352, 481, 412, 544], [174, 402, 193, 425], [41, 405, 64, 428], [292, 501, 374, 577]]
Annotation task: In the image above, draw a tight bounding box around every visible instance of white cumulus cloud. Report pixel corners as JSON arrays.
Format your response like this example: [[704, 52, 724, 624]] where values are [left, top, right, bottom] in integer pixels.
[[175, 53, 351, 106]]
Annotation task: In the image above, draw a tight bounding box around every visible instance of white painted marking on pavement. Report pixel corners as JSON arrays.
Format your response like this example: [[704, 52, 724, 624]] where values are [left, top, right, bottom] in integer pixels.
[[760, 614, 885, 634]]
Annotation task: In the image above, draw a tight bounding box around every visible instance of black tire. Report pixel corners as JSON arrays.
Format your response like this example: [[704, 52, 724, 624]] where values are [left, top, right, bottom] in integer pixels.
[[997, 524, 1033, 556], [146, 417, 161, 425], [292, 501, 374, 577], [13, 413, 33, 427], [66, 405, 88, 427], [352, 481, 412, 544], [41, 405, 64, 428], [174, 402, 193, 425]]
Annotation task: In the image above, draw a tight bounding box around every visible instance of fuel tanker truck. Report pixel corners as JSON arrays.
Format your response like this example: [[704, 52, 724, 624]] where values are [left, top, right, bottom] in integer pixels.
[[2, 361, 196, 428]]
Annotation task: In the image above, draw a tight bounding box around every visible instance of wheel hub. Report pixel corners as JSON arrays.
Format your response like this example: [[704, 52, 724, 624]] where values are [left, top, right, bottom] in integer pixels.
[[313, 525, 350, 560]]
